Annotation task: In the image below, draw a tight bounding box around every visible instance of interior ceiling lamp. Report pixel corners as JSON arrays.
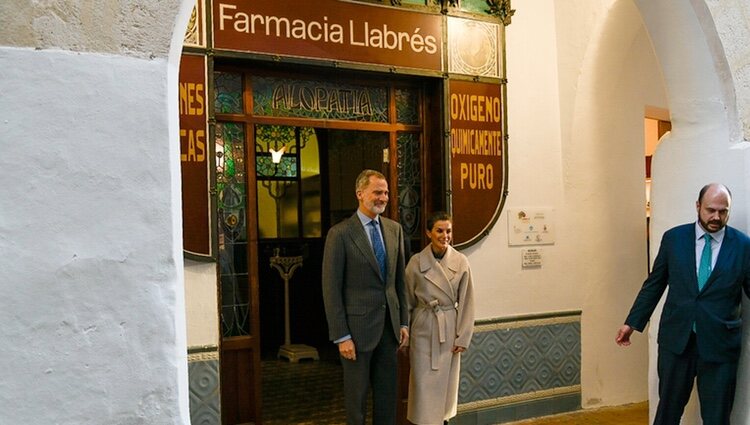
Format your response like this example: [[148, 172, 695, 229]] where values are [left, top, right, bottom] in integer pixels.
[[269, 145, 286, 164]]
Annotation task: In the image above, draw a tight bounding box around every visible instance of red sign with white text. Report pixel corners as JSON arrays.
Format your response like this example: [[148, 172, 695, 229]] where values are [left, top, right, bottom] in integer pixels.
[[213, 0, 442, 72]]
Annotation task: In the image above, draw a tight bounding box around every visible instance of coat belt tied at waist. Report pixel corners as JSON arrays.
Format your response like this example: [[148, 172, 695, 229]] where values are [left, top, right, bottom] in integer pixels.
[[417, 299, 458, 370]]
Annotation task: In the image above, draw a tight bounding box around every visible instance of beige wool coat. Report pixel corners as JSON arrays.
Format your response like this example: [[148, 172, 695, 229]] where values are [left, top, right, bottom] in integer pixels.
[[406, 245, 475, 425]]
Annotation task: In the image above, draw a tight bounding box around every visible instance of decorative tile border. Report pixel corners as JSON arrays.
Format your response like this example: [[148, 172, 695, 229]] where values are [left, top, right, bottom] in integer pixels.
[[188, 345, 221, 425], [447, 17, 502, 78], [183, 0, 205, 48], [188, 349, 219, 363], [457, 311, 581, 421], [458, 385, 581, 412]]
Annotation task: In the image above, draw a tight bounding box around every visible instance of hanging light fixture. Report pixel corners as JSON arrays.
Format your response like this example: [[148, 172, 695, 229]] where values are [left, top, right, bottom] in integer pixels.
[[269, 145, 286, 164]]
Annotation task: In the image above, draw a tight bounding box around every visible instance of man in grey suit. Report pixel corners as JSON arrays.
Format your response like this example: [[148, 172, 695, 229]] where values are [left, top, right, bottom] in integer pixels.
[[322, 169, 410, 425]]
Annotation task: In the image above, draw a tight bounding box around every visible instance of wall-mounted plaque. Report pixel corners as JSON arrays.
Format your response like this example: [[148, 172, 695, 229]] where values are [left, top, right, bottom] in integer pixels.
[[508, 208, 555, 246], [521, 248, 543, 268]]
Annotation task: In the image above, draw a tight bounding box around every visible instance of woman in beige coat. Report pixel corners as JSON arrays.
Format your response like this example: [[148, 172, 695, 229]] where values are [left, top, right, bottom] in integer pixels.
[[406, 212, 475, 425]]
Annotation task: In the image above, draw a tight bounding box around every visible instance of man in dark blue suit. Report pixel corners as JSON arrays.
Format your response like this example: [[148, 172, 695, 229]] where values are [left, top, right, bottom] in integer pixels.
[[617, 183, 750, 425]]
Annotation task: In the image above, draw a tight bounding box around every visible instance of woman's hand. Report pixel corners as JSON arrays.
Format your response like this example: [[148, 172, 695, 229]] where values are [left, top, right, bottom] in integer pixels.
[[452, 345, 466, 354]]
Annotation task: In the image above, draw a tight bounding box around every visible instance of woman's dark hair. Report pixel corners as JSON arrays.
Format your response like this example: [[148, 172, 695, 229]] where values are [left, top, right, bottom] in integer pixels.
[[426, 211, 452, 232]]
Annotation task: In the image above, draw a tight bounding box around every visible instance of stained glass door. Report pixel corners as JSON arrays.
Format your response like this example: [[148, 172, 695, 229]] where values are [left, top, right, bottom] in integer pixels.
[[326, 129, 390, 225], [215, 72, 263, 425]]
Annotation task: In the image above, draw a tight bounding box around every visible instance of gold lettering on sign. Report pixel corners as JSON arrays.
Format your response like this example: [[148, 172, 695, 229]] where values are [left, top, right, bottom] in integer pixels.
[[271, 83, 373, 116], [450, 128, 503, 156], [180, 81, 206, 163], [449, 91, 502, 191], [180, 129, 206, 162], [450, 93, 501, 123], [459, 162, 494, 190], [180, 82, 205, 116]]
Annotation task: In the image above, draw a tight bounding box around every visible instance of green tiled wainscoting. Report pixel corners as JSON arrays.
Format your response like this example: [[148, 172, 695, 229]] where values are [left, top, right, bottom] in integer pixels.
[[454, 311, 582, 425]]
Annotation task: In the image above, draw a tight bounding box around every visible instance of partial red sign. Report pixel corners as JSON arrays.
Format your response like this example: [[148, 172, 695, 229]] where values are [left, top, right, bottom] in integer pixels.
[[213, 0, 442, 72], [449, 80, 505, 246], [179, 54, 211, 257]]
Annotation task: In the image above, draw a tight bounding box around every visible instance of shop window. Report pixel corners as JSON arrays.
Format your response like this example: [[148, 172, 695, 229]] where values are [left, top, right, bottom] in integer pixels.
[[216, 121, 251, 337], [214, 71, 243, 114], [397, 132, 422, 251], [396, 88, 421, 125], [255, 125, 322, 239], [251, 76, 389, 123]]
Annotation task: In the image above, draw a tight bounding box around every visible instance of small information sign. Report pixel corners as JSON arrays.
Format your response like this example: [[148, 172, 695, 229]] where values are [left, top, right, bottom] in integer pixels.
[[522, 248, 543, 268]]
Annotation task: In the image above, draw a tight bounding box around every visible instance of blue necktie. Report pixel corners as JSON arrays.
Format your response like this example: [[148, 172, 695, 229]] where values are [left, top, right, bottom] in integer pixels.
[[698, 233, 712, 291], [369, 220, 387, 280]]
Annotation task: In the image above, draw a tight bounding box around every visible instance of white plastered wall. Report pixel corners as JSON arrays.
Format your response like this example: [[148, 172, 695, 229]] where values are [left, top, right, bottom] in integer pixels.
[[468, 0, 750, 419], [0, 1, 195, 423], [562, 0, 670, 408], [465, 0, 667, 409], [2, 0, 750, 423], [634, 0, 750, 423], [185, 260, 219, 347]]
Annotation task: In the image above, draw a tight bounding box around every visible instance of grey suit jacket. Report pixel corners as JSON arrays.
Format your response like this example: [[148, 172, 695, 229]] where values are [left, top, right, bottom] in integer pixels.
[[322, 213, 408, 352]]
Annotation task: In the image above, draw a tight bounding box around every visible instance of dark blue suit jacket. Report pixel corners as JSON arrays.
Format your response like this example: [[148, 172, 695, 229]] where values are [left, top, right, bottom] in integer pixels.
[[626, 223, 750, 363]]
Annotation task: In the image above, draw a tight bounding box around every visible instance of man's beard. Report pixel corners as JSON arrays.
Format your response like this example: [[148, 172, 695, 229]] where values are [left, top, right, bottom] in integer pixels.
[[700, 217, 725, 233], [371, 203, 386, 215]]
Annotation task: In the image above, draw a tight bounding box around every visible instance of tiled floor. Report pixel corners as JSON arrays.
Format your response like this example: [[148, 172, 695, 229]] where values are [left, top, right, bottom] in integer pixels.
[[262, 356, 648, 425], [504, 402, 649, 425], [262, 356, 351, 425]]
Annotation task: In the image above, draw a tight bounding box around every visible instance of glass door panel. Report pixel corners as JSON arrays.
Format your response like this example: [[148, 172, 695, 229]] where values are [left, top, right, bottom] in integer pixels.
[[326, 129, 389, 225], [256, 125, 323, 239]]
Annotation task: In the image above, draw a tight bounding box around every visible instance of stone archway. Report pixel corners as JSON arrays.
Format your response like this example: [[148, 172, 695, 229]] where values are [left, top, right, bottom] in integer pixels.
[[632, 1, 750, 423], [550, 0, 749, 422]]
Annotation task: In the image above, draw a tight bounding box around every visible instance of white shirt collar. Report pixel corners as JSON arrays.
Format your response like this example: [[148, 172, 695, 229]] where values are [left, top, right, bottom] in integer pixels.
[[695, 221, 725, 243]]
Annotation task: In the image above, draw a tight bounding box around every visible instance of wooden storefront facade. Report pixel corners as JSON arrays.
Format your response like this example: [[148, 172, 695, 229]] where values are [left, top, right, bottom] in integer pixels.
[[179, 1, 512, 423]]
